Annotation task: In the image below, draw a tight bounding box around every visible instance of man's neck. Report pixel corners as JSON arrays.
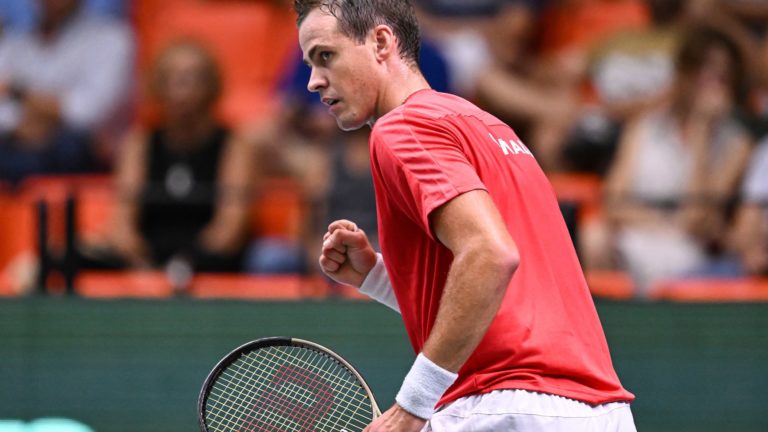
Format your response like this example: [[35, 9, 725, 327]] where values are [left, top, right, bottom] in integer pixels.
[[372, 65, 431, 124]]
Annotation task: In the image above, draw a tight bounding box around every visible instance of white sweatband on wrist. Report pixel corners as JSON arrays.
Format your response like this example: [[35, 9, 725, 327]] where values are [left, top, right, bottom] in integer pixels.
[[358, 253, 400, 313], [395, 353, 459, 420]]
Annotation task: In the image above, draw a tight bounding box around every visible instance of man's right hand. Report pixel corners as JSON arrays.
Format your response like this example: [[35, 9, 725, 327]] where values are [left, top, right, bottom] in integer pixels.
[[319, 219, 377, 288]]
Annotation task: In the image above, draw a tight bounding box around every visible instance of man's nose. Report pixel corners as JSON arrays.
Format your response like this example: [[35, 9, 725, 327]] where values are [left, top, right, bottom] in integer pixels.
[[307, 67, 327, 93]]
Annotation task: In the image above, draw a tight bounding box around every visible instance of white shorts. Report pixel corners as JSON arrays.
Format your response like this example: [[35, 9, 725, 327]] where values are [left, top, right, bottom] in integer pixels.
[[423, 389, 636, 432]]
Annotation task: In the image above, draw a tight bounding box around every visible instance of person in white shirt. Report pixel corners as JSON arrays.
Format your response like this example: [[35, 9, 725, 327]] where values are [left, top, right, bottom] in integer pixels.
[[0, 0, 134, 182], [730, 139, 768, 275]]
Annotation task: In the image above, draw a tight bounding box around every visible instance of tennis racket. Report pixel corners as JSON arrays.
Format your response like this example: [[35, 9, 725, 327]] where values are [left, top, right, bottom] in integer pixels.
[[198, 336, 381, 432]]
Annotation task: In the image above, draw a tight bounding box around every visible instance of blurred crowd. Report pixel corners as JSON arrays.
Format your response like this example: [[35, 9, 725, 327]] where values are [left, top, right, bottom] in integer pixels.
[[1, 0, 767, 297]]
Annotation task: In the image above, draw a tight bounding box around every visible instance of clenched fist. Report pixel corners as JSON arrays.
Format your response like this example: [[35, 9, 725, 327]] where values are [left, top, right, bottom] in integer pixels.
[[319, 219, 377, 287]]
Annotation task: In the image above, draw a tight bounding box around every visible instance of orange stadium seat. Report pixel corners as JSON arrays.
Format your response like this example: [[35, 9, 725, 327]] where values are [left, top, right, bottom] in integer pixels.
[[0, 185, 10, 295], [134, 0, 298, 126], [0, 183, 38, 295], [585, 269, 635, 300], [538, 0, 649, 56], [16, 176, 71, 252], [0, 175, 113, 294], [189, 274, 329, 300], [75, 271, 173, 298], [0, 185, 20, 269], [251, 177, 308, 242], [74, 179, 116, 243], [329, 283, 374, 301], [548, 172, 604, 222], [649, 278, 768, 302], [16, 175, 113, 251], [0, 273, 13, 297]]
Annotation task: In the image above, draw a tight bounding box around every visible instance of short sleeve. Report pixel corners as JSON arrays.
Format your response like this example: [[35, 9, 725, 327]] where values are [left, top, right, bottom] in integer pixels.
[[372, 111, 486, 238], [743, 139, 768, 202]]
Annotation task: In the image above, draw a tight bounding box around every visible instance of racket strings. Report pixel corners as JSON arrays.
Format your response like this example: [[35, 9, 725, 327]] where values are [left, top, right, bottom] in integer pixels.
[[208, 348, 327, 431], [245, 348, 340, 431], [210, 347, 371, 431], [263, 347, 373, 431], [207, 350, 318, 431], [214, 347, 373, 432], [204, 345, 374, 432]]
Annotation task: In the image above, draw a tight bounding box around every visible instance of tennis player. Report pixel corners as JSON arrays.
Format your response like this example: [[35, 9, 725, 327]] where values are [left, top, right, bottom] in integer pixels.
[[296, 1, 637, 430]]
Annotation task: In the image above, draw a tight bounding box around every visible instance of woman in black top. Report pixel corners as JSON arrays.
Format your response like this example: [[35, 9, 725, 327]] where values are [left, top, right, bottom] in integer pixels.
[[87, 39, 253, 274]]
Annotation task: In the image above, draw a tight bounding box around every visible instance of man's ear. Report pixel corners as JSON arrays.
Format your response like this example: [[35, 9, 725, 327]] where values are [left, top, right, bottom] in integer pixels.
[[372, 24, 397, 62]]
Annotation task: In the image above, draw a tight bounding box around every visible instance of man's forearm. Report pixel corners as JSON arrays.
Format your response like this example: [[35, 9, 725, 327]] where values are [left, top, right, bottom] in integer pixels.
[[393, 247, 516, 419]]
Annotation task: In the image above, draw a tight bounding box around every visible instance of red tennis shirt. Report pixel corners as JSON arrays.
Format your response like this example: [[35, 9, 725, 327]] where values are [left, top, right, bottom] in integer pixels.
[[369, 89, 634, 407]]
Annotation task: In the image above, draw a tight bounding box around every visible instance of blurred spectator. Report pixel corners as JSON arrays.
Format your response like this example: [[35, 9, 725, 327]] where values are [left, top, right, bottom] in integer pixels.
[[321, 129, 378, 250], [242, 49, 339, 275], [243, 101, 332, 275], [0, 0, 126, 32], [416, 0, 517, 17], [79, 40, 253, 278], [472, 1, 571, 170], [739, 27, 768, 140], [416, 2, 501, 96], [0, 0, 134, 184], [729, 137, 768, 276], [559, 0, 688, 174], [591, 26, 752, 294], [247, 127, 377, 276], [473, 0, 651, 172]]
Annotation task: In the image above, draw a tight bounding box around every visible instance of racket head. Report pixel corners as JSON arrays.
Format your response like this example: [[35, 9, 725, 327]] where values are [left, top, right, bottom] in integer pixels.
[[198, 336, 380, 432]]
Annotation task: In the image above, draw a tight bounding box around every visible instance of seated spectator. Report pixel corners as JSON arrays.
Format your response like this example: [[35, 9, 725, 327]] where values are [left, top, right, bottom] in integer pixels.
[[472, 1, 569, 171], [79, 40, 253, 278], [241, 49, 339, 275], [0, 0, 134, 184], [0, 0, 127, 33], [559, 0, 688, 174], [474, 0, 651, 172], [555, 0, 756, 174], [416, 0, 508, 97], [729, 137, 768, 276], [589, 25, 752, 294], [739, 26, 768, 140], [323, 129, 378, 243]]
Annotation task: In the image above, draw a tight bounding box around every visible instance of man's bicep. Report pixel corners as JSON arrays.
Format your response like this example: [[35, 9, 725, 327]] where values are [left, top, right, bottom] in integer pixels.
[[430, 190, 517, 256]]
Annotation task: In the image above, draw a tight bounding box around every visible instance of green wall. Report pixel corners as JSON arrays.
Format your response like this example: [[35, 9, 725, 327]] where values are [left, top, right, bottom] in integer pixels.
[[1, 298, 766, 431]]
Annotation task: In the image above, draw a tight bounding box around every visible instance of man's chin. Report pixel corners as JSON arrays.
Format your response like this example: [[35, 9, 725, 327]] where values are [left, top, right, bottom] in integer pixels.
[[335, 117, 368, 131]]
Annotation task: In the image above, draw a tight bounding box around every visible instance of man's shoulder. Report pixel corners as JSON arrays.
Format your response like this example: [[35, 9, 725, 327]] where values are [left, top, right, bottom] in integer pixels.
[[373, 90, 473, 135], [402, 89, 475, 119]]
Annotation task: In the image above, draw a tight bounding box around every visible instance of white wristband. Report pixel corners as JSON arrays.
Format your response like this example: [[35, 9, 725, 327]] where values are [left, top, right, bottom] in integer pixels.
[[358, 253, 400, 313], [395, 353, 458, 420]]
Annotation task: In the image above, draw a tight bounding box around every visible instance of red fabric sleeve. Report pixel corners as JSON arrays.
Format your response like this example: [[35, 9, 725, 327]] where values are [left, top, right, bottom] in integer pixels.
[[372, 111, 487, 239]]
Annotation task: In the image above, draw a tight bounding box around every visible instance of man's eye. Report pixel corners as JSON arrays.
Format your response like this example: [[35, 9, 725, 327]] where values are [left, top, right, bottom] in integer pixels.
[[320, 51, 332, 62]]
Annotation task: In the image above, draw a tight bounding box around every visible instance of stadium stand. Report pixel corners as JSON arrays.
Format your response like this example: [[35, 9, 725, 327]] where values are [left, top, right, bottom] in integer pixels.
[[650, 277, 768, 302], [133, 0, 297, 126]]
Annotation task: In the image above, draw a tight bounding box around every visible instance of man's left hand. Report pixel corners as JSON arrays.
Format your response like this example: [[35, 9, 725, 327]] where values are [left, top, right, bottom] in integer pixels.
[[364, 404, 427, 432]]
